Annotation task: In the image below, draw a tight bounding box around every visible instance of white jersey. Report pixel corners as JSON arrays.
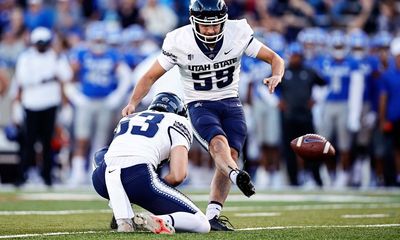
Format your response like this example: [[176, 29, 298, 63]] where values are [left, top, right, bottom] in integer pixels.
[[157, 19, 263, 103], [15, 48, 72, 110], [105, 110, 192, 169]]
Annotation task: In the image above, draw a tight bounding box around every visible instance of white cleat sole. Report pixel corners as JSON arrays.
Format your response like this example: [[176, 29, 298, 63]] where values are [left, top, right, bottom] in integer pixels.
[[133, 213, 175, 234]]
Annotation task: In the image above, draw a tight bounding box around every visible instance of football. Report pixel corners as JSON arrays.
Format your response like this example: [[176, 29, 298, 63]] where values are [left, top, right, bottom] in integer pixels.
[[290, 134, 335, 160]]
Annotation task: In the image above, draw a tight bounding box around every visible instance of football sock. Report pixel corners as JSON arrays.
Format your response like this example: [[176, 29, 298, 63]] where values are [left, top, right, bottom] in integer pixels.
[[206, 201, 223, 220], [105, 166, 134, 219], [158, 212, 209, 233], [229, 169, 239, 185]]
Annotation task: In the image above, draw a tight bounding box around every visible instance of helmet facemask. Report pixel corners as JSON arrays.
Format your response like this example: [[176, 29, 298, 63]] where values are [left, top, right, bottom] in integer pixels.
[[190, 13, 227, 44]]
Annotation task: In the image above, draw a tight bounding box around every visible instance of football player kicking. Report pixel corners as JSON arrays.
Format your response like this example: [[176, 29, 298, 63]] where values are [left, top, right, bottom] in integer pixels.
[[92, 92, 210, 234], [122, 0, 285, 231]]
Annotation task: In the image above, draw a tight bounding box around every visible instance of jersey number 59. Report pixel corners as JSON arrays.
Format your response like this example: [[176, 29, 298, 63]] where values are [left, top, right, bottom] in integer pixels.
[[192, 66, 235, 91]]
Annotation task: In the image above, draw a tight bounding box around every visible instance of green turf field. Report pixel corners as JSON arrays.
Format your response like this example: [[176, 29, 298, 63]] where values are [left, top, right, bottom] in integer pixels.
[[0, 188, 399, 239]]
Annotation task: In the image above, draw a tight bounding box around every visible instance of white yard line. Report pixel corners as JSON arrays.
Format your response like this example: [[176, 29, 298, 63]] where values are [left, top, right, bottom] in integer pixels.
[[0, 209, 111, 215], [223, 203, 400, 211], [0, 231, 106, 239], [341, 214, 390, 219], [237, 224, 400, 231], [0, 224, 399, 238], [235, 212, 281, 217]]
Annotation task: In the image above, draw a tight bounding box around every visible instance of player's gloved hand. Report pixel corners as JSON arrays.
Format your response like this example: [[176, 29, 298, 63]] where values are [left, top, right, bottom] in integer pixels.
[[122, 103, 136, 117], [263, 75, 282, 94]]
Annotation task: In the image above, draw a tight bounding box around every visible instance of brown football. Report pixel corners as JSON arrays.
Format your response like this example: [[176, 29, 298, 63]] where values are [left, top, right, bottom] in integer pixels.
[[290, 134, 335, 160]]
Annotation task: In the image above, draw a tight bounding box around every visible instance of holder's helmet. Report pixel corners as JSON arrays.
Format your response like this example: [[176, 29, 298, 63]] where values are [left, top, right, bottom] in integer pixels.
[[189, 0, 228, 44], [148, 92, 187, 118]]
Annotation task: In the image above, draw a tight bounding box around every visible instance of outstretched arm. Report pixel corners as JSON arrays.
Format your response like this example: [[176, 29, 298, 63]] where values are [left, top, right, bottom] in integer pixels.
[[121, 60, 167, 116], [256, 45, 285, 93]]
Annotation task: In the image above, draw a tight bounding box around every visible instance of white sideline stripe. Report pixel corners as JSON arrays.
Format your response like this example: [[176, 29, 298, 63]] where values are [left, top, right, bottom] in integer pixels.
[[223, 203, 400, 212], [237, 224, 400, 231], [0, 209, 111, 215], [0, 231, 106, 239], [342, 214, 390, 219], [235, 212, 281, 217], [1, 224, 399, 238]]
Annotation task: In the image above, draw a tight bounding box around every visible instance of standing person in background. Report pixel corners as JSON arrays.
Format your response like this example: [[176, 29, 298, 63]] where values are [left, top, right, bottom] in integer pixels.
[[319, 30, 364, 188], [348, 29, 379, 187], [278, 42, 326, 187], [68, 21, 131, 186], [379, 37, 400, 186], [15, 27, 72, 186], [122, 0, 285, 231], [370, 31, 393, 186]]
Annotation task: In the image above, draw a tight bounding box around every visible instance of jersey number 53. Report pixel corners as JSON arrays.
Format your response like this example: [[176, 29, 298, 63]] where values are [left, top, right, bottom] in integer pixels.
[[114, 112, 165, 138]]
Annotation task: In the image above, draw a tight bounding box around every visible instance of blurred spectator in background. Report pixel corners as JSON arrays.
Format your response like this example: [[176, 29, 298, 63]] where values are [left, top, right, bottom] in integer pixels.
[[347, 29, 379, 187], [377, 0, 400, 33], [140, 0, 178, 41], [0, 6, 26, 128], [116, 0, 143, 28], [24, 0, 55, 31], [225, 0, 246, 20], [0, 60, 9, 97], [330, 0, 375, 30], [371, 31, 395, 71], [0, 0, 19, 37], [121, 24, 159, 70], [296, 27, 329, 137], [319, 30, 364, 188], [79, 0, 101, 21], [370, 31, 393, 186], [0, 7, 27, 72], [173, 0, 190, 27], [278, 42, 326, 187], [54, 0, 82, 38], [259, 0, 316, 42], [379, 37, 400, 186], [67, 21, 131, 186], [14, 27, 72, 186]]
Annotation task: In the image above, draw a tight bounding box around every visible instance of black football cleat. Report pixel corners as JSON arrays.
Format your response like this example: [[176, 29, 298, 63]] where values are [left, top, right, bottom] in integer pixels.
[[236, 170, 255, 197], [209, 215, 234, 231], [110, 215, 117, 230]]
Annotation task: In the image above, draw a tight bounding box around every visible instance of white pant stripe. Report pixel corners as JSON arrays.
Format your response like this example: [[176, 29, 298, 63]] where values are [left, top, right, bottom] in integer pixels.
[[147, 165, 200, 213]]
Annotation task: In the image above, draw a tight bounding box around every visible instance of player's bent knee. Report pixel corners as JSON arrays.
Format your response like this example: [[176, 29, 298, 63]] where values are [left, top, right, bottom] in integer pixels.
[[195, 212, 211, 233], [210, 135, 228, 154]]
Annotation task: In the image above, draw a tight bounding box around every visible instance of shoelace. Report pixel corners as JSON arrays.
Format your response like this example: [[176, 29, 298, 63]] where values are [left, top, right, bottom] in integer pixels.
[[217, 215, 235, 229]]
